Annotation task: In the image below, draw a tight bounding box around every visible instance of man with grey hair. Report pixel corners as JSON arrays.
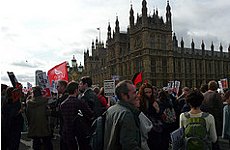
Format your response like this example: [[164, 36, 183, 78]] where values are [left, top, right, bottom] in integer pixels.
[[104, 80, 142, 150]]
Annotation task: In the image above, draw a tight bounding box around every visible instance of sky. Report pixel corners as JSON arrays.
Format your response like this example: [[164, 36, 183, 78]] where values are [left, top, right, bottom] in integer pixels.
[[1, 0, 230, 87]]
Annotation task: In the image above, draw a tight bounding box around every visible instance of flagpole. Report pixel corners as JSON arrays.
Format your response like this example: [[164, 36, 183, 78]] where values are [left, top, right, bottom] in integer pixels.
[[97, 27, 101, 42]]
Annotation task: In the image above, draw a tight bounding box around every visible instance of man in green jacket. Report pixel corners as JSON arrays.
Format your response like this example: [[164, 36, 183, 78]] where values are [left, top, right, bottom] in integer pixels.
[[104, 80, 142, 150], [27, 86, 53, 150]]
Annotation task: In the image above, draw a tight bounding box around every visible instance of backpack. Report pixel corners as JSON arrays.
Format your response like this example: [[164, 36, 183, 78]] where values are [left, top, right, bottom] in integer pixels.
[[161, 107, 177, 123], [184, 112, 211, 150], [74, 109, 92, 140], [90, 111, 106, 150]]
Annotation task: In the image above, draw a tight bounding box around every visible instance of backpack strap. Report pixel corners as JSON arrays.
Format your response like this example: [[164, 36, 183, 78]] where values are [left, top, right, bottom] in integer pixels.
[[184, 112, 209, 118], [184, 112, 190, 118], [201, 112, 209, 118]]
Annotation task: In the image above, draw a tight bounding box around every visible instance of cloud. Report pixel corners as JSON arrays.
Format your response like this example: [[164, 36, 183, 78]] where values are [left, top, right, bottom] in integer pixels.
[[0, 0, 229, 87], [11, 60, 40, 68]]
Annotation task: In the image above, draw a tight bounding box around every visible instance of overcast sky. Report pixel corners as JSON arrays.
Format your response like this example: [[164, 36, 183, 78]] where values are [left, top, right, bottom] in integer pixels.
[[1, 0, 230, 87]]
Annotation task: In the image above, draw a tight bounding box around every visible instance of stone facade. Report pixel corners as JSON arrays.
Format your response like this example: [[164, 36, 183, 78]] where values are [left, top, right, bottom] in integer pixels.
[[84, 0, 230, 88]]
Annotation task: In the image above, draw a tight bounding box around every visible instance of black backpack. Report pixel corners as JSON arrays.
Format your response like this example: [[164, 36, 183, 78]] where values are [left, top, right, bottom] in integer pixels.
[[74, 109, 92, 139], [90, 111, 106, 150]]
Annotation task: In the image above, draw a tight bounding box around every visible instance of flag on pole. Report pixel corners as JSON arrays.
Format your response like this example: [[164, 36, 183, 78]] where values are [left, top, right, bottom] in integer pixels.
[[47, 61, 68, 86], [132, 71, 143, 86]]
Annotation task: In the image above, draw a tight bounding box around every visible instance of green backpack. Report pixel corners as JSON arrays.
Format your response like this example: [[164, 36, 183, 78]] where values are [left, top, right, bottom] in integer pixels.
[[184, 112, 211, 150]]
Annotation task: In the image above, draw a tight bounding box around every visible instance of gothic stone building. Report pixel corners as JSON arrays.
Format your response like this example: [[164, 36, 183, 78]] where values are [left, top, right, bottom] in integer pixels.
[[84, 0, 230, 88]]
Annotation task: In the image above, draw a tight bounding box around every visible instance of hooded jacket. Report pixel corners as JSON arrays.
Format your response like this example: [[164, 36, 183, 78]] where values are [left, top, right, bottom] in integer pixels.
[[27, 96, 51, 138]]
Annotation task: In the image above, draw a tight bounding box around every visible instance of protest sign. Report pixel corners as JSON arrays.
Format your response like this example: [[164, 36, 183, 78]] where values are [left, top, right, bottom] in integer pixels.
[[104, 80, 115, 97]]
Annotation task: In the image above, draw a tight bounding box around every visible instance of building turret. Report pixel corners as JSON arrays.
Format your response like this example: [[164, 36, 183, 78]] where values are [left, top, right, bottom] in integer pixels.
[[180, 37, 184, 49], [92, 40, 95, 50], [201, 40, 205, 56], [228, 44, 230, 53], [219, 43, 223, 53], [115, 16, 120, 33], [173, 33, 178, 48], [78, 62, 83, 73], [107, 22, 111, 40], [66, 61, 70, 72], [96, 38, 98, 48], [228, 44, 230, 57], [201, 40, 205, 50], [71, 55, 77, 68], [191, 39, 195, 51], [211, 41, 214, 56], [219, 43, 223, 57], [166, 0, 172, 28], [129, 4, 134, 27], [142, 0, 147, 26]]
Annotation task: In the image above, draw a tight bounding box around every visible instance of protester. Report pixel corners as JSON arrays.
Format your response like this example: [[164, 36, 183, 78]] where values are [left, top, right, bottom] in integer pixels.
[[26, 86, 53, 150], [79, 76, 103, 117], [104, 80, 142, 150], [138, 82, 162, 150], [222, 90, 230, 147], [177, 87, 190, 113], [158, 90, 177, 150], [1, 84, 8, 107], [55, 80, 68, 150], [93, 87, 109, 109], [133, 95, 152, 150], [200, 83, 208, 94], [1, 86, 24, 150], [60, 81, 94, 150], [202, 80, 223, 149], [180, 90, 217, 149]]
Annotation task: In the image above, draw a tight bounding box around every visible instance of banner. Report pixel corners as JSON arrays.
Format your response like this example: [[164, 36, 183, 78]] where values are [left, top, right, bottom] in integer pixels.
[[47, 61, 68, 86], [36, 71, 51, 97], [220, 78, 228, 89]]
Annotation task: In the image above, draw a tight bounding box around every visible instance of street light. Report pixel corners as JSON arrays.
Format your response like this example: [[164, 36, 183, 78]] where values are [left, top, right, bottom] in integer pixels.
[[78, 62, 83, 73]]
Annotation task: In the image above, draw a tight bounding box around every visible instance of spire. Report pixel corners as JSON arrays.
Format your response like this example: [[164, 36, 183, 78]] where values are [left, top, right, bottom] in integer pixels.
[[201, 40, 205, 50], [142, 0, 147, 26], [91, 40, 95, 50], [166, 0, 172, 27], [219, 43, 223, 52], [211, 41, 214, 51], [228, 44, 230, 53], [181, 37, 184, 49], [107, 22, 111, 40], [156, 8, 158, 16], [71, 55, 77, 68], [173, 33, 178, 48], [191, 39, 195, 50], [142, 0, 147, 16], [115, 16, 120, 33], [129, 4, 134, 27]]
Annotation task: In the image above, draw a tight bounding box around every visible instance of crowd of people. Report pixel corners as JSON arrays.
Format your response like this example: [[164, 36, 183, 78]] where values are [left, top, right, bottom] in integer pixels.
[[1, 77, 230, 150]]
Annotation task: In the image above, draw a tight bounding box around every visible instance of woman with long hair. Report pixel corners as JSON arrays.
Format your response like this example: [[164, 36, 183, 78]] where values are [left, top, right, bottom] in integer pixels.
[[138, 83, 162, 150]]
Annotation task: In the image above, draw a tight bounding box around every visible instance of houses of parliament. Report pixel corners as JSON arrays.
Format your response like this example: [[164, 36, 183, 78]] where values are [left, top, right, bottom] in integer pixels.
[[82, 0, 230, 88]]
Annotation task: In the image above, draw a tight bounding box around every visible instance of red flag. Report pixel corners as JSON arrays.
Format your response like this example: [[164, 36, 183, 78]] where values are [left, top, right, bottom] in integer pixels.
[[48, 61, 68, 86], [132, 72, 143, 86]]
